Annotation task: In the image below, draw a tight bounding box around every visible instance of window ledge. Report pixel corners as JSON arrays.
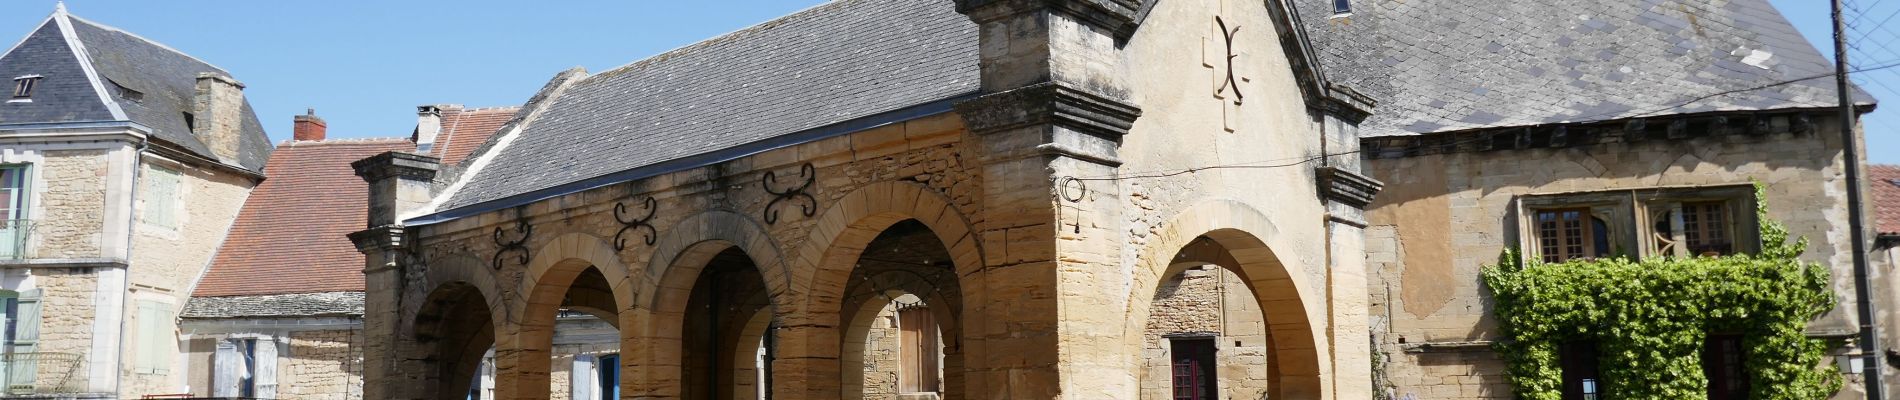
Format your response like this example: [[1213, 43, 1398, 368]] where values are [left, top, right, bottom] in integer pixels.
[[0, 257, 128, 269], [6, 99, 30, 104], [1401, 340, 1496, 353]]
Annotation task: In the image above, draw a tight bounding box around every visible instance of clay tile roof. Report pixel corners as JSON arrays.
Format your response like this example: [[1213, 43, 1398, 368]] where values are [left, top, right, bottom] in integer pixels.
[[1873, 164, 1900, 236], [433, 106, 520, 166], [194, 139, 416, 298]]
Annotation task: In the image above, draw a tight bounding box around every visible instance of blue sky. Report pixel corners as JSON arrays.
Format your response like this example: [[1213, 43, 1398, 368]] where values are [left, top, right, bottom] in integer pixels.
[[0, 1, 1893, 163]]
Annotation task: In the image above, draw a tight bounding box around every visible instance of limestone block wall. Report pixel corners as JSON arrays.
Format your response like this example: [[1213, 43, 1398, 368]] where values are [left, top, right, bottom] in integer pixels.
[[860, 305, 901, 399], [32, 268, 96, 378], [1363, 121, 1858, 398], [1138, 266, 1269, 400], [35, 149, 110, 259], [280, 329, 365, 400]]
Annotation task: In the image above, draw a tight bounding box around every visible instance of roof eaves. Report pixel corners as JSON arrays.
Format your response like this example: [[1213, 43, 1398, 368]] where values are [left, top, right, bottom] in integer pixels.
[[402, 92, 976, 227], [50, 7, 125, 121]]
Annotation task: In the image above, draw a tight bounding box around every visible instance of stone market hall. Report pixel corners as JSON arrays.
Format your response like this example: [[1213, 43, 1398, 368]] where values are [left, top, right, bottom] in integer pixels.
[[347, 0, 1383, 399]]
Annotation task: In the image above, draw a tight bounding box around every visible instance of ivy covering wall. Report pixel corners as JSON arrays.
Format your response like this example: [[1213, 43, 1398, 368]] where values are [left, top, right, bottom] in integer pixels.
[[1481, 184, 1841, 399]]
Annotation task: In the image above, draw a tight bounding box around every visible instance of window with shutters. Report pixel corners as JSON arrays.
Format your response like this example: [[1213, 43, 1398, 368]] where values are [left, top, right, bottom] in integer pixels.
[[1519, 185, 1759, 263], [11, 76, 39, 99], [133, 300, 173, 374], [142, 166, 182, 230], [212, 337, 276, 398], [0, 290, 41, 393]]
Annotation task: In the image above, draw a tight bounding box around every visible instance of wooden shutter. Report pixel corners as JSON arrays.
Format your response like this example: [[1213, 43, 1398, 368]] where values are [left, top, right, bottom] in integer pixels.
[[143, 168, 181, 229], [212, 340, 241, 397], [8, 290, 38, 393], [570, 355, 595, 400], [253, 338, 277, 398], [134, 301, 173, 374]]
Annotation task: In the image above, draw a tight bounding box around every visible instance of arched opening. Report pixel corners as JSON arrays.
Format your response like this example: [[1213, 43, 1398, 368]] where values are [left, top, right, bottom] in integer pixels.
[[1134, 230, 1321, 399], [513, 262, 625, 400], [549, 267, 624, 400], [414, 282, 496, 400], [838, 219, 960, 400], [660, 245, 775, 400]]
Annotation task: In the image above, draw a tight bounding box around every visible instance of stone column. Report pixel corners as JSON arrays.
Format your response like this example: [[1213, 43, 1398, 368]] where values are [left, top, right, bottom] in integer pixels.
[[1314, 91, 1379, 400], [952, 1, 1143, 397], [349, 151, 440, 400]]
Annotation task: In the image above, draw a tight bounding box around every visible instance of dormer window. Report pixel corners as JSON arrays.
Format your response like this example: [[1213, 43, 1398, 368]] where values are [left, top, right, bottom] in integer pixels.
[[1333, 0, 1352, 16], [11, 75, 41, 99]]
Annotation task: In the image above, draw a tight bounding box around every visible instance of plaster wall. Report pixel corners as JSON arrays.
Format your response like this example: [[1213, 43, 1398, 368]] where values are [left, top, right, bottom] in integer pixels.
[[1363, 122, 1859, 398], [121, 157, 254, 396]]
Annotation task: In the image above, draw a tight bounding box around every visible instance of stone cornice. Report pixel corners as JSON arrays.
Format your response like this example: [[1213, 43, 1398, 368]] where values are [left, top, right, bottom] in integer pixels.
[[350, 225, 406, 254], [1316, 166, 1383, 209], [954, 82, 1142, 140], [956, 0, 1144, 38], [1361, 109, 1829, 160], [353, 151, 440, 183]]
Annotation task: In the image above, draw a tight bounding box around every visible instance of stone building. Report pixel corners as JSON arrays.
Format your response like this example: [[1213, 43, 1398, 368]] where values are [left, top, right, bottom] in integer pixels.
[[1875, 164, 1900, 396], [1294, 0, 1891, 398], [0, 5, 272, 398], [177, 105, 646, 400], [349, 0, 1382, 399]]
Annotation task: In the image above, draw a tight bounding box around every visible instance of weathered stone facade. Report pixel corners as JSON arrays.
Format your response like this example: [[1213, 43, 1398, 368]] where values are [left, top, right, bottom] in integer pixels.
[[280, 329, 366, 400], [1139, 265, 1270, 400], [1363, 114, 1870, 398], [353, 0, 1379, 399]]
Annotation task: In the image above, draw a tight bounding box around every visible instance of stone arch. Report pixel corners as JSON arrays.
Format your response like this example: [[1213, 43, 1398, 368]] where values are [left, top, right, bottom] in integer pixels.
[[494, 232, 632, 400], [1126, 199, 1328, 399], [639, 210, 790, 312], [782, 181, 982, 398], [838, 269, 962, 400], [410, 254, 508, 400], [792, 181, 981, 320], [642, 232, 779, 399]]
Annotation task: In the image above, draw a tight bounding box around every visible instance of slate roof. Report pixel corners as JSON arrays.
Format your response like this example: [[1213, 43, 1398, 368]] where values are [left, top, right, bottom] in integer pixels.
[[181, 291, 364, 319], [436, 0, 978, 211], [1873, 164, 1900, 235], [427, 105, 520, 167], [195, 138, 416, 298], [0, 7, 271, 172], [1295, 0, 1873, 138]]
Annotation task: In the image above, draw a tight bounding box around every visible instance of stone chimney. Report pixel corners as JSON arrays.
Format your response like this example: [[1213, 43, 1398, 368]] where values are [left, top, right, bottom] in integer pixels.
[[192, 72, 246, 162], [293, 108, 326, 141], [413, 105, 444, 154]]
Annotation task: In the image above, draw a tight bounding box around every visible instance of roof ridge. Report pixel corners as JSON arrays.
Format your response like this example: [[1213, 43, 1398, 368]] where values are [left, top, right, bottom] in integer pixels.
[[582, 0, 856, 83], [61, 10, 231, 75], [278, 137, 415, 146]]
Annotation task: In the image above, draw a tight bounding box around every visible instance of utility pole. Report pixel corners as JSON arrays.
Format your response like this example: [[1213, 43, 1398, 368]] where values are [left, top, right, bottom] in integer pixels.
[[1835, 0, 1887, 397]]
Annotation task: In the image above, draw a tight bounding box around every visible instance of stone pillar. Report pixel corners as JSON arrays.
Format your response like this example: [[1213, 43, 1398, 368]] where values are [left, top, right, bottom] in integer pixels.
[[349, 151, 440, 400], [1314, 90, 1379, 400], [953, 1, 1143, 397]]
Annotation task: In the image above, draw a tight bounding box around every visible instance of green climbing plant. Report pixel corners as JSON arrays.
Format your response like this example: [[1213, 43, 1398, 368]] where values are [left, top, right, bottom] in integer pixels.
[[1481, 183, 1841, 400]]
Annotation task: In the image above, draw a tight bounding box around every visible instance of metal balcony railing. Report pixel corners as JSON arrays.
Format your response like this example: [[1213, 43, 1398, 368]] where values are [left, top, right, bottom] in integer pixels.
[[0, 219, 33, 260], [0, 352, 85, 395]]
